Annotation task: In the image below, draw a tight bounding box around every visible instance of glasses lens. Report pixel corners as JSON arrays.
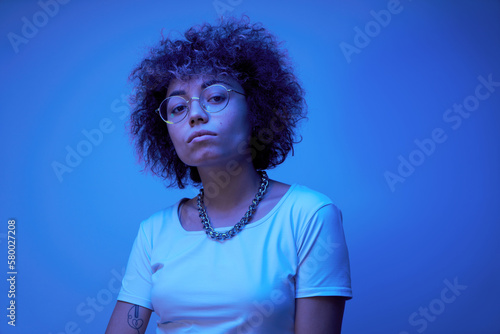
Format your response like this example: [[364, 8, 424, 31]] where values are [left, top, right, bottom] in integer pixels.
[[201, 85, 229, 113], [161, 96, 188, 123]]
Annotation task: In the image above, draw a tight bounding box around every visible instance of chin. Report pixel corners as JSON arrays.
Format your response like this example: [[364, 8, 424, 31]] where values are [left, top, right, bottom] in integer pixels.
[[190, 153, 246, 169], [182, 152, 224, 167]]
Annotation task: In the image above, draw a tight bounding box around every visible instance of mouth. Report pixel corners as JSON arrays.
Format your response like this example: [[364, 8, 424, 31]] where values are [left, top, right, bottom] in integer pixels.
[[187, 130, 217, 143]]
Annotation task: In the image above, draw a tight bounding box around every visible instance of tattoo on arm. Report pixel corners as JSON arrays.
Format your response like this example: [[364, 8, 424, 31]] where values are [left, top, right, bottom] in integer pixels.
[[127, 305, 144, 334]]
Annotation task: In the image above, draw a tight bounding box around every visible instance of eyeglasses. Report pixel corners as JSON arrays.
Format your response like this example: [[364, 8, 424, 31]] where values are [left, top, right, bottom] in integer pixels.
[[156, 84, 246, 124]]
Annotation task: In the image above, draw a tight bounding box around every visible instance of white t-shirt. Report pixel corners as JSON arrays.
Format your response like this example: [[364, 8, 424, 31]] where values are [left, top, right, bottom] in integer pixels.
[[118, 184, 352, 333]]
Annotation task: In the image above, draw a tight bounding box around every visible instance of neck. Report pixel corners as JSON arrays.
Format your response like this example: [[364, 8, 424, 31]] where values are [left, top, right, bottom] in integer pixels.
[[197, 162, 262, 212]]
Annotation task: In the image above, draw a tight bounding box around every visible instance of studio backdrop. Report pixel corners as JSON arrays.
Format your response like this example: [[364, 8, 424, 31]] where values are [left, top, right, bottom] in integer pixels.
[[1, 0, 499, 333]]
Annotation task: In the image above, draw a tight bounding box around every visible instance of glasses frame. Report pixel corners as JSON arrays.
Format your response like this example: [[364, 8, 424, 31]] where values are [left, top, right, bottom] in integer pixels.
[[155, 84, 246, 124]]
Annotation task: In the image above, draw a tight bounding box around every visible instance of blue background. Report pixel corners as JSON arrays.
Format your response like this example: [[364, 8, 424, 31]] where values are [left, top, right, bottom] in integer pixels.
[[1, 0, 499, 333]]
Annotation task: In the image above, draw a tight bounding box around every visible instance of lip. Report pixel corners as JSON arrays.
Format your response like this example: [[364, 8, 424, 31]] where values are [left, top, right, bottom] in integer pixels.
[[187, 130, 217, 143]]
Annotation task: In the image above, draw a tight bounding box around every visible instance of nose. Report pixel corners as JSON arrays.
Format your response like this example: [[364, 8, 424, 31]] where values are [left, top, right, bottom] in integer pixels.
[[187, 97, 208, 126]]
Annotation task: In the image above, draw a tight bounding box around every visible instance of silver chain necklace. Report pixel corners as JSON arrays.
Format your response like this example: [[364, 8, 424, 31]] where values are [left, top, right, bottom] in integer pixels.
[[197, 171, 269, 241]]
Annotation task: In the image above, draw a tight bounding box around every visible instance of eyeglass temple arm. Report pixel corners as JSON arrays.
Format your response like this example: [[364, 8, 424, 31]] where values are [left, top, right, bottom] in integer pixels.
[[228, 89, 246, 96]]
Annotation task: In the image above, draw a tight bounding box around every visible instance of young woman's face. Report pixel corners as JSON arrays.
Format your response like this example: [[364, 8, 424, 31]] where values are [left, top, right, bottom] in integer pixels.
[[165, 76, 252, 168]]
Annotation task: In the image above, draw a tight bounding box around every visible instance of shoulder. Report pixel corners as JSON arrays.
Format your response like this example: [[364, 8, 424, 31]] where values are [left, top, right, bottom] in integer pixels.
[[136, 198, 185, 237], [287, 184, 338, 213], [288, 187, 347, 264], [276, 184, 342, 232]]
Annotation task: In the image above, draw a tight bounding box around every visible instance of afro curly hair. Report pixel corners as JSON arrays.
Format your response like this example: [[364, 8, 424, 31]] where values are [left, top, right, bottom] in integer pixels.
[[128, 16, 307, 188]]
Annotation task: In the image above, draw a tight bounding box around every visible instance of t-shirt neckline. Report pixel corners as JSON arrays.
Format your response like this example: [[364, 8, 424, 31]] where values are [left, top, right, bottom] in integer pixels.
[[174, 183, 298, 234]]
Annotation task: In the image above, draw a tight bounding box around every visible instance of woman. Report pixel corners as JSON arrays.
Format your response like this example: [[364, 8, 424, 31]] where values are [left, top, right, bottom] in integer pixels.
[[106, 16, 352, 334]]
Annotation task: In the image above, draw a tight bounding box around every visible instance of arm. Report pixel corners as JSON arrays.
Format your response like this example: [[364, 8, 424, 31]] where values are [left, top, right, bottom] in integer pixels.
[[295, 296, 346, 334], [106, 301, 152, 334]]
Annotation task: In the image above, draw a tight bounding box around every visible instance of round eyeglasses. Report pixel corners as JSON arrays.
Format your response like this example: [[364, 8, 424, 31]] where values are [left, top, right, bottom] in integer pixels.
[[156, 84, 246, 124]]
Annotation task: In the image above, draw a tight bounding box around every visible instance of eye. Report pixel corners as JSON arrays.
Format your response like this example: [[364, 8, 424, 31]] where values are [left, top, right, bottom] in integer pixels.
[[170, 104, 187, 115], [206, 93, 227, 104]]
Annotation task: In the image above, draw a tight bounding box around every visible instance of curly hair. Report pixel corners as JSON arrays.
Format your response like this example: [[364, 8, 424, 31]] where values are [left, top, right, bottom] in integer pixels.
[[128, 16, 307, 188]]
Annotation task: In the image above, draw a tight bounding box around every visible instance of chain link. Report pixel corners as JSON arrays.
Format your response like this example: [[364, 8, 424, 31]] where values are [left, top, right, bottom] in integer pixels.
[[197, 171, 269, 241]]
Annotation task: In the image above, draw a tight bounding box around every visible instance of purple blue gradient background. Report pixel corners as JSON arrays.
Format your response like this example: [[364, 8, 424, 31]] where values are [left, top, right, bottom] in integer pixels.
[[1, 0, 499, 333]]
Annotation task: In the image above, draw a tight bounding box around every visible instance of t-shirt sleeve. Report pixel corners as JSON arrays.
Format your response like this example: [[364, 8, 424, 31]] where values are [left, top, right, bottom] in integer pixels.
[[117, 220, 154, 310], [295, 203, 352, 299]]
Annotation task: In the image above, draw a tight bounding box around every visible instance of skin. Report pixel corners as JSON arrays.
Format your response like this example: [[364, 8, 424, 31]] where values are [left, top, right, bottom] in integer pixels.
[[106, 75, 346, 333], [295, 296, 346, 334], [106, 302, 151, 334]]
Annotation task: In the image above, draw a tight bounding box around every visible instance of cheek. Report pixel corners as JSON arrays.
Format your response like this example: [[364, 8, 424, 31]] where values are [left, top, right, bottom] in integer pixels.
[[228, 109, 251, 136], [225, 119, 251, 143], [167, 128, 184, 154], [241, 118, 253, 140]]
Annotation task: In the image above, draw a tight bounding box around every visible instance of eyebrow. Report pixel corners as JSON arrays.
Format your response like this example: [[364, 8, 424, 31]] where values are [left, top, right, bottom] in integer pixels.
[[167, 79, 235, 97]]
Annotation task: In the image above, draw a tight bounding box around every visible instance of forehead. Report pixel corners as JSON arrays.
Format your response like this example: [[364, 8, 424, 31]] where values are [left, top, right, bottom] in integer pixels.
[[166, 75, 242, 95]]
